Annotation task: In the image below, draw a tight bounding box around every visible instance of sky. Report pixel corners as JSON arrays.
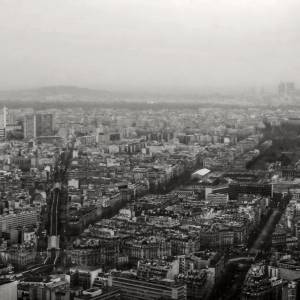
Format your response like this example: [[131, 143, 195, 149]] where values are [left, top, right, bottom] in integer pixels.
[[0, 0, 300, 93]]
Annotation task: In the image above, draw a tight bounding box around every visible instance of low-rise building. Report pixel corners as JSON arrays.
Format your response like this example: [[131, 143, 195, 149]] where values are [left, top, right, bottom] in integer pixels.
[[108, 273, 186, 300], [17, 276, 70, 300], [70, 266, 102, 291]]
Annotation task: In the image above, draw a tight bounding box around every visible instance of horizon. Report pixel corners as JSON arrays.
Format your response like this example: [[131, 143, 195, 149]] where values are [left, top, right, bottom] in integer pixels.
[[0, 84, 283, 95]]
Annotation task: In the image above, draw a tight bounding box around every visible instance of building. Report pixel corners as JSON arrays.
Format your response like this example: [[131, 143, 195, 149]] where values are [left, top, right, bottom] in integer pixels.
[[17, 276, 70, 300], [193, 252, 225, 283], [0, 107, 7, 139], [78, 135, 96, 145], [70, 266, 102, 291], [108, 273, 186, 300], [137, 259, 180, 280], [0, 107, 15, 128], [69, 242, 118, 268], [123, 237, 171, 263], [74, 287, 120, 300], [24, 114, 53, 139], [36, 136, 62, 144], [241, 263, 282, 300], [2, 229, 19, 245], [177, 269, 213, 300], [168, 235, 200, 256], [278, 82, 286, 98], [0, 210, 38, 231], [0, 128, 5, 139], [271, 228, 286, 250], [11, 155, 38, 168], [282, 280, 300, 300], [278, 82, 295, 98], [286, 82, 295, 96], [0, 279, 17, 300], [228, 182, 273, 200], [270, 252, 300, 281], [10, 243, 36, 272], [206, 193, 229, 205], [191, 169, 210, 181]]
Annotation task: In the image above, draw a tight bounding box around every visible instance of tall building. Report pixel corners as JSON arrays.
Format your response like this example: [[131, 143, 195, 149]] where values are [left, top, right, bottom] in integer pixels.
[[24, 114, 53, 139], [0, 106, 15, 127], [0, 128, 5, 140], [0, 107, 7, 139], [0, 107, 7, 127], [278, 82, 285, 98], [286, 82, 295, 96], [24, 115, 35, 139], [278, 82, 295, 99], [36, 114, 53, 137]]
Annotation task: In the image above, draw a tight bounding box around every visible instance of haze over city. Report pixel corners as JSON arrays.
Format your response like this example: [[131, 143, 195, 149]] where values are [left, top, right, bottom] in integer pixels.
[[3, 1, 300, 299], [1, 0, 300, 93]]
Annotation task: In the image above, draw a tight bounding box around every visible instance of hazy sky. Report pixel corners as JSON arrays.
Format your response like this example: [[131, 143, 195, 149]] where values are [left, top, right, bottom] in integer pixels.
[[1, 0, 300, 92]]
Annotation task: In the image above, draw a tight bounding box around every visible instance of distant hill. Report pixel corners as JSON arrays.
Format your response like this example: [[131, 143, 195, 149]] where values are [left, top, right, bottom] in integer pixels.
[[0, 85, 276, 110], [0, 85, 224, 103], [0, 86, 261, 111], [0, 86, 115, 102]]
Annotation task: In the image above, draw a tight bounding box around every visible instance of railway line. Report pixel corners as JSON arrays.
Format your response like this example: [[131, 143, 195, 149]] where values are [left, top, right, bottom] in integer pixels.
[[48, 146, 73, 242], [50, 187, 60, 236]]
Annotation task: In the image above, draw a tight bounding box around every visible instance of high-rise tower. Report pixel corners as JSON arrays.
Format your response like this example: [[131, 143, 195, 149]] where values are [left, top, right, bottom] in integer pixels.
[[0, 107, 7, 139], [285, 82, 295, 96], [278, 82, 285, 98], [24, 114, 53, 139]]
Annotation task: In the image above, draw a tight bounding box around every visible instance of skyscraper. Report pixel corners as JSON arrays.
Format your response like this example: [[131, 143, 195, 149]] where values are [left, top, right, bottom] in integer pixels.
[[285, 82, 295, 96], [278, 82, 295, 99], [0, 107, 15, 128], [278, 82, 285, 98], [24, 114, 53, 139], [0, 107, 6, 139]]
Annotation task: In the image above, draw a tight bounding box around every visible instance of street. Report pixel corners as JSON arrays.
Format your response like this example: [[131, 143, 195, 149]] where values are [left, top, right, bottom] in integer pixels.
[[250, 208, 281, 252]]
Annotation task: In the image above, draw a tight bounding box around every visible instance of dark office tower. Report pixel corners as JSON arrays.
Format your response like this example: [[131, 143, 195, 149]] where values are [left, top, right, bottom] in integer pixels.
[[278, 82, 285, 98], [36, 114, 53, 136], [35, 114, 44, 137], [24, 114, 53, 139], [285, 82, 295, 96], [24, 115, 35, 139]]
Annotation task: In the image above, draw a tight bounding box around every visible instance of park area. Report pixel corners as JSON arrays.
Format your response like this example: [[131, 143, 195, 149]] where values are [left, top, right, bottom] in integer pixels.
[[247, 122, 300, 170]]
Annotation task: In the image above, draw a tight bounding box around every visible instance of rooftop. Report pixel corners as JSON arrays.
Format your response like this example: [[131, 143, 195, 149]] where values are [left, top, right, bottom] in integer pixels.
[[192, 168, 211, 176]]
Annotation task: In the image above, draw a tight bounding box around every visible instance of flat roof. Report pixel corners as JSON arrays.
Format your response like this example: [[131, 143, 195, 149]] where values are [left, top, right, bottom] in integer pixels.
[[192, 168, 211, 176]]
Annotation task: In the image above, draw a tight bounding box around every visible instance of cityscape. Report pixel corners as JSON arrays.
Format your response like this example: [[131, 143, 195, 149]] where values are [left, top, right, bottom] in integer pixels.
[[1, 1, 300, 299], [0, 87, 300, 299]]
